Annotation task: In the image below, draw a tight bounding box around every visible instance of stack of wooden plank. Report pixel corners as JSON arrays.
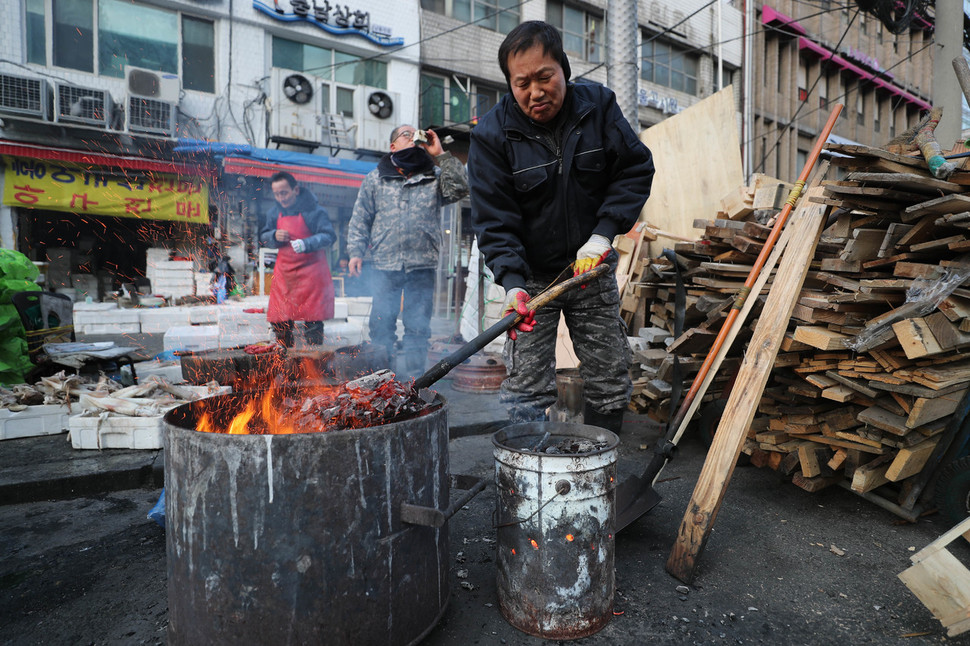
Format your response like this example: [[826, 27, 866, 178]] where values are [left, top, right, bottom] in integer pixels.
[[630, 142, 970, 516]]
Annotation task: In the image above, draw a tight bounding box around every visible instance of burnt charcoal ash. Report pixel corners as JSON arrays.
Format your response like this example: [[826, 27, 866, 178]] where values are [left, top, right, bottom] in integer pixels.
[[542, 438, 610, 455]]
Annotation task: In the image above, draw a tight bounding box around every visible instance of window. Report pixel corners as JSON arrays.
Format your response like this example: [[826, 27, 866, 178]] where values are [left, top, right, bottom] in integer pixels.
[[182, 16, 215, 93], [797, 61, 807, 102], [273, 36, 388, 120], [856, 89, 865, 125], [99, 0, 178, 77], [26, 0, 46, 65], [30, 0, 215, 91], [420, 73, 499, 127], [420, 0, 519, 34], [641, 32, 698, 95], [818, 74, 828, 109], [53, 0, 94, 72], [547, 1, 604, 63], [272, 37, 387, 88]]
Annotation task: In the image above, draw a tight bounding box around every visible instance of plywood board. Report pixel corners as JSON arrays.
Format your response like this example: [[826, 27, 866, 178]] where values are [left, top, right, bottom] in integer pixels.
[[639, 87, 744, 257]]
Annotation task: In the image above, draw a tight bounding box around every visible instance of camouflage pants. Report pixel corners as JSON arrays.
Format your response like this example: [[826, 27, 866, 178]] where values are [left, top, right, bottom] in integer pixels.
[[501, 266, 632, 423]]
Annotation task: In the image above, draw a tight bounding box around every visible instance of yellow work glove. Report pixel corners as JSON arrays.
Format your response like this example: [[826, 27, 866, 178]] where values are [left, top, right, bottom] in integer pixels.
[[502, 288, 535, 341], [573, 234, 612, 276]]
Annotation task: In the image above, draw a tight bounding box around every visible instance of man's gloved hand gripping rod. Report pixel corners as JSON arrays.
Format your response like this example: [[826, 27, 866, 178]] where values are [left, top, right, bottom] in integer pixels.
[[413, 263, 609, 390]]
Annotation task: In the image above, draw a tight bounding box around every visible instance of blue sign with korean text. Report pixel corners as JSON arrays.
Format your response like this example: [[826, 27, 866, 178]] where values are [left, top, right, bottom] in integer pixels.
[[253, 0, 403, 47]]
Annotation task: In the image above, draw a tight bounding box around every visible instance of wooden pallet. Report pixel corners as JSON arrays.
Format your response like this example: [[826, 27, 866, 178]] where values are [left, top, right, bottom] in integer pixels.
[[899, 515, 970, 637]]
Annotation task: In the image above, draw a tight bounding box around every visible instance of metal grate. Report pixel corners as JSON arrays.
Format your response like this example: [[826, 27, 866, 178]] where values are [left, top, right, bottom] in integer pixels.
[[127, 96, 175, 136], [56, 84, 110, 126], [0, 73, 49, 118]]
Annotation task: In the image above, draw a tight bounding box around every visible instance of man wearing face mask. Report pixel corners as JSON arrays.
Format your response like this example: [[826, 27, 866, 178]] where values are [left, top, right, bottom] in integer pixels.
[[468, 21, 654, 432], [348, 125, 469, 377], [259, 171, 337, 347]]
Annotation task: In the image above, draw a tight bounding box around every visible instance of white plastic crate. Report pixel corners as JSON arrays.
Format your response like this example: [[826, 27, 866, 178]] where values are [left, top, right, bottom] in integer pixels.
[[0, 405, 71, 440]]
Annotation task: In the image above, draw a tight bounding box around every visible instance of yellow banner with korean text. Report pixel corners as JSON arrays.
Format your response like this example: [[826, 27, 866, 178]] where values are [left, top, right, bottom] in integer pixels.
[[2, 157, 209, 222]]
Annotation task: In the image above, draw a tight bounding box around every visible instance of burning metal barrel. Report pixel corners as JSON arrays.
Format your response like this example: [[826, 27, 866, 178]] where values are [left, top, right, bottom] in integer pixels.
[[493, 422, 619, 639], [163, 388, 456, 646]]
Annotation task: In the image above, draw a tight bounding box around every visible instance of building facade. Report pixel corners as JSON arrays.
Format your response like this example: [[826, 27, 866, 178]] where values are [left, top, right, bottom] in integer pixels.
[[0, 0, 419, 299], [752, 1, 935, 182], [418, 0, 744, 140]]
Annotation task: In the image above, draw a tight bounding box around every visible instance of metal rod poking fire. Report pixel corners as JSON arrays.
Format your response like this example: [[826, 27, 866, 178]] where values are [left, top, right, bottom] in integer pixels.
[[196, 265, 611, 436]]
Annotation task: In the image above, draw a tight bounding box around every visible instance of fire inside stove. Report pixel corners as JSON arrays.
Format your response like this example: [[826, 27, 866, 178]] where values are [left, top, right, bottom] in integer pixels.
[[196, 369, 438, 435]]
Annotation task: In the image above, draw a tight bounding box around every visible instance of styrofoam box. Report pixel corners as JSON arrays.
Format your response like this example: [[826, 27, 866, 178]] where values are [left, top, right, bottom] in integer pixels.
[[150, 260, 194, 271], [188, 305, 220, 324], [138, 309, 193, 333], [219, 331, 273, 348], [218, 311, 271, 335], [70, 386, 231, 449], [77, 323, 141, 335], [70, 415, 166, 449], [322, 319, 365, 346], [74, 302, 119, 313], [343, 297, 372, 317], [127, 361, 183, 383], [75, 308, 140, 326], [332, 300, 349, 320], [0, 405, 71, 440], [164, 325, 220, 352]]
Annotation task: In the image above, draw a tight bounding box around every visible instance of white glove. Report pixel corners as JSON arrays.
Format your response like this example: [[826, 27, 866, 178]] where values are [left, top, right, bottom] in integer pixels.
[[290, 239, 307, 253], [573, 234, 612, 276]]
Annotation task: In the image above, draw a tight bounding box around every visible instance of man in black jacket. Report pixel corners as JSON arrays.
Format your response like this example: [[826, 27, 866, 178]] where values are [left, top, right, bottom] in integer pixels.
[[469, 21, 654, 431]]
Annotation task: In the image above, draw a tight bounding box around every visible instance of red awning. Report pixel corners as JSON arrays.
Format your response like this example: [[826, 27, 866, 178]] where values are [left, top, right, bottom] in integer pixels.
[[223, 156, 365, 188], [0, 140, 215, 178]]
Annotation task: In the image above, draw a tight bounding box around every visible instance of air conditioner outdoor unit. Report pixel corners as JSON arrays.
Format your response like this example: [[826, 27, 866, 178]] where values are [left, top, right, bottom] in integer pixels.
[[54, 82, 113, 127], [355, 86, 399, 152], [125, 66, 180, 103], [269, 68, 322, 145], [0, 73, 51, 120], [123, 66, 178, 136], [127, 96, 177, 136]]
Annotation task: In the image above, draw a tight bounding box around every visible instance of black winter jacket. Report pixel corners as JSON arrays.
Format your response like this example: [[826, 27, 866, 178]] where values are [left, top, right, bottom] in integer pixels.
[[469, 82, 654, 290], [259, 189, 336, 253]]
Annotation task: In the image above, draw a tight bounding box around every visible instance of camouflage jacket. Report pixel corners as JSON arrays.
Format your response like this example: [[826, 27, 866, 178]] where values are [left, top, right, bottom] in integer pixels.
[[347, 151, 468, 271]]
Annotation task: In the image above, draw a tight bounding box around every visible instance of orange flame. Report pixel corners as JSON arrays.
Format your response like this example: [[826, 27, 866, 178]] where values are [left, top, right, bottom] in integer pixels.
[[193, 360, 425, 435], [566, 534, 574, 542], [227, 401, 255, 434], [530, 539, 539, 549]]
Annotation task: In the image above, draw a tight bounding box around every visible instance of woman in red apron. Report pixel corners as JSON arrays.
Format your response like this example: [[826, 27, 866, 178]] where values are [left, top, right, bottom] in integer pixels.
[[260, 172, 336, 347]]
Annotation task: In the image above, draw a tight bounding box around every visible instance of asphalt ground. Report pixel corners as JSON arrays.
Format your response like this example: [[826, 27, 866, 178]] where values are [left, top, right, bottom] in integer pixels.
[[0, 324, 968, 644]]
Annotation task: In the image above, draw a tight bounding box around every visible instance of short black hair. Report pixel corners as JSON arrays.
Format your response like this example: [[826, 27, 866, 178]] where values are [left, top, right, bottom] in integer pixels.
[[498, 21, 571, 87], [270, 171, 297, 188]]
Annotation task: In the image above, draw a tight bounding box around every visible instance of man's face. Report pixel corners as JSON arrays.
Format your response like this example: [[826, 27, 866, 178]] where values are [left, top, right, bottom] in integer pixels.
[[507, 44, 566, 123], [389, 126, 417, 152], [271, 179, 298, 209]]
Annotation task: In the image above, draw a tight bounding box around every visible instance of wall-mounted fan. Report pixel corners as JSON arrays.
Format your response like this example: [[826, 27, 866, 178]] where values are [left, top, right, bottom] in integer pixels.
[[367, 91, 394, 119], [282, 74, 314, 105]]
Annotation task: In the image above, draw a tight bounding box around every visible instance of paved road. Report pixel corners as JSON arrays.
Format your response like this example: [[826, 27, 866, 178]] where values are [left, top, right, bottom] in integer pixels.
[[0, 414, 961, 645]]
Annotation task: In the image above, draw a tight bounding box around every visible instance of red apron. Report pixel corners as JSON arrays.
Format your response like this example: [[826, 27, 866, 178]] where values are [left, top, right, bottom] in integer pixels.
[[267, 213, 334, 323]]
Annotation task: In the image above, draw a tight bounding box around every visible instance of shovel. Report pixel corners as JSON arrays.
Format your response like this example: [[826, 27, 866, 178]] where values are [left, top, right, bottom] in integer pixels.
[[412, 264, 609, 391]]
